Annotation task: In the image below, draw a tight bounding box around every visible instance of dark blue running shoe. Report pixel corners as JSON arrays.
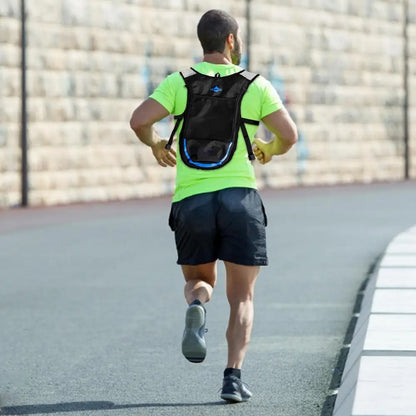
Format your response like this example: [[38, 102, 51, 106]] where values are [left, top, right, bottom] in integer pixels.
[[220, 375, 252, 402], [181, 303, 206, 363]]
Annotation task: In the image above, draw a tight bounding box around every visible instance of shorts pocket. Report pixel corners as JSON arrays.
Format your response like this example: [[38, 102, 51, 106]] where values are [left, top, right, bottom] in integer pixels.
[[253, 190, 268, 227], [168, 204, 176, 231], [260, 200, 268, 227]]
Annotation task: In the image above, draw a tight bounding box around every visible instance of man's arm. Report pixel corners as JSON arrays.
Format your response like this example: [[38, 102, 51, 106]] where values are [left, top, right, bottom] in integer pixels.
[[130, 98, 176, 167], [253, 107, 298, 164]]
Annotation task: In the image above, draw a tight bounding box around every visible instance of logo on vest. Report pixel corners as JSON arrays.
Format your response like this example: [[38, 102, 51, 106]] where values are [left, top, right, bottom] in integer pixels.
[[210, 86, 222, 93]]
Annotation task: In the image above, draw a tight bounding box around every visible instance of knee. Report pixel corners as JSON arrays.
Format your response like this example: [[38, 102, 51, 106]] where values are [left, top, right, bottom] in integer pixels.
[[185, 277, 216, 288], [199, 277, 216, 291], [204, 285, 213, 302], [227, 291, 254, 307], [188, 275, 217, 289], [184, 278, 215, 302], [228, 298, 255, 328]]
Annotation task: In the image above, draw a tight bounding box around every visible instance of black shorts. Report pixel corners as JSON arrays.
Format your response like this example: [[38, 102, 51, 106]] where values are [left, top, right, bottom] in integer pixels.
[[168, 187, 268, 266]]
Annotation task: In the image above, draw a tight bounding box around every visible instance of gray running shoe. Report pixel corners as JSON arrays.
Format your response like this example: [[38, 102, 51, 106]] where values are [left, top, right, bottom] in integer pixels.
[[181, 303, 207, 363], [220, 375, 252, 402]]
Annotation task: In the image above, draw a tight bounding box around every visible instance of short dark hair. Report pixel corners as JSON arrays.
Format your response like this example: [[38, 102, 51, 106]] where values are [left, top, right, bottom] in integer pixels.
[[197, 10, 239, 54]]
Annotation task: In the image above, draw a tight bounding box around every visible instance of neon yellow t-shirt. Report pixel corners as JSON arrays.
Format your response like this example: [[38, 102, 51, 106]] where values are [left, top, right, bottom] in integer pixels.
[[150, 62, 282, 202]]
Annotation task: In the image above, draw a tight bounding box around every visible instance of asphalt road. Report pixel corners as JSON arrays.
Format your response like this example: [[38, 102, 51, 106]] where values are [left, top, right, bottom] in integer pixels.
[[1, 181, 415, 416]]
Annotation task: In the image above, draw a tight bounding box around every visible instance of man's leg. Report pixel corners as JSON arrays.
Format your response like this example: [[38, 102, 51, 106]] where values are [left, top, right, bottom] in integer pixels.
[[181, 261, 217, 363], [224, 261, 259, 369], [182, 261, 217, 305], [220, 261, 259, 402]]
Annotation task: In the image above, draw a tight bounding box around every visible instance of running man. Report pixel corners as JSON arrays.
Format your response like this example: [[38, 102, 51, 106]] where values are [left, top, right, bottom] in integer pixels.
[[130, 9, 297, 402]]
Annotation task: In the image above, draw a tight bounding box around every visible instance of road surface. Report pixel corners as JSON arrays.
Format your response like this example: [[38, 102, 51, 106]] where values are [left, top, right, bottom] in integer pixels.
[[1, 181, 415, 416]]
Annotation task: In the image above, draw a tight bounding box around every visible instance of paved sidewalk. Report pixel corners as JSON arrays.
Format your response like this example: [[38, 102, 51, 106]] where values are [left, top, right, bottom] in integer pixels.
[[333, 225, 416, 416]]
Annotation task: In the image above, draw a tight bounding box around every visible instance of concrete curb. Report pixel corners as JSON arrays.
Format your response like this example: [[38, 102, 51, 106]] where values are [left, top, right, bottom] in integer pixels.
[[332, 225, 416, 416]]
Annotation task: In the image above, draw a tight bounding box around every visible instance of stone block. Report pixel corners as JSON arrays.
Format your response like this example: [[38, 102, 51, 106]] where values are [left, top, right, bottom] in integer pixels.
[[0, 18, 19, 46], [44, 99, 76, 122], [26, 0, 61, 24], [62, 0, 89, 27], [0, 44, 20, 67], [0, 98, 19, 123], [27, 24, 62, 50], [87, 122, 127, 146], [0, 125, 7, 147], [0, 190, 19, 207], [116, 75, 144, 99], [0, 67, 19, 96], [27, 99, 47, 123], [28, 70, 71, 98], [0, 171, 19, 194], [0, 148, 20, 173], [60, 27, 91, 51], [0, 0, 20, 18], [89, 1, 130, 31]]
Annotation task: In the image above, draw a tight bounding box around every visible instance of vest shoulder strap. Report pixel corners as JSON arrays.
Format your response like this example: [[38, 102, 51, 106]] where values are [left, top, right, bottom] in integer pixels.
[[165, 68, 195, 150], [239, 70, 259, 83], [180, 67, 197, 80], [239, 71, 260, 161]]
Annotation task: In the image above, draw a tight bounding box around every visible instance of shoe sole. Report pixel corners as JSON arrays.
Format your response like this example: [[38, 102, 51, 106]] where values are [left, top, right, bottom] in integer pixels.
[[221, 393, 251, 403], [182, 305, 206, 363]]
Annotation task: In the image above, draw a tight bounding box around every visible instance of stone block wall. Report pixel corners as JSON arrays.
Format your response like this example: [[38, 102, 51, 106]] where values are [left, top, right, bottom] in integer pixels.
[[0, 0, 21, 206], [251, 0, 415, 188], [0, 0, 415, 207]]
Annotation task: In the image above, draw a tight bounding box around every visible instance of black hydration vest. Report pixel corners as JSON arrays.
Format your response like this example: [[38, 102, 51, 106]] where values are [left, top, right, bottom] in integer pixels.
[[165, 68, 260, 170]]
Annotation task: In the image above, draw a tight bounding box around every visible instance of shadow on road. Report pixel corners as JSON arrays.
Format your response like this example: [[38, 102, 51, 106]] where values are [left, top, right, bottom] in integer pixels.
[[0, 400, 230, 414]]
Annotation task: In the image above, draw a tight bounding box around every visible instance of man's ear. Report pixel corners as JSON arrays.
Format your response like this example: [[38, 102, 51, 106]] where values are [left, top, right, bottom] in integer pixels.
[[225, 33, 235, 50]]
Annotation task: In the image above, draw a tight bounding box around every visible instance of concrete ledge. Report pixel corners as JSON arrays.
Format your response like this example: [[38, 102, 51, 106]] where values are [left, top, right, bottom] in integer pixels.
[[333, 225, 416, 416]]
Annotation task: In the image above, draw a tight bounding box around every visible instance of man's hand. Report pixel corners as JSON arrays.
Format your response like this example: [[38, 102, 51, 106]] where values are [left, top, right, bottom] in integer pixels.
[[255, 108, 297, 164], [253, 138, 274, 165], [151, 140, 176, 167]]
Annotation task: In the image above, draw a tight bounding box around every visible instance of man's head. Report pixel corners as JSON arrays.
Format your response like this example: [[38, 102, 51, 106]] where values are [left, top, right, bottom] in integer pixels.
[[197, 9, 242, 65]]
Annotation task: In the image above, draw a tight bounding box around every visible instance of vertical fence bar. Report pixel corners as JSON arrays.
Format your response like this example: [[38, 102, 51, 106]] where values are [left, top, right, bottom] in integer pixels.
[[403, 0, 410, 179], [246, 0, 251, 71], [20, 0, 28, 206]]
